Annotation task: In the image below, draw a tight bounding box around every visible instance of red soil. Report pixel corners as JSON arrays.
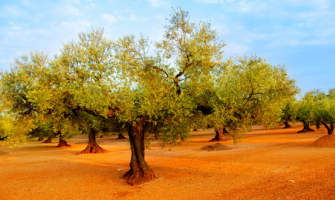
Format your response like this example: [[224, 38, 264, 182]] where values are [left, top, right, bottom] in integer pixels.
[[312, 134, 335, 147], [1, 124, 334, 200]]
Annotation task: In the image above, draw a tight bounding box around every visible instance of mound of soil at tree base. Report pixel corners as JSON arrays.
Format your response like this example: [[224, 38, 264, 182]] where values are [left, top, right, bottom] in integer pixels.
[[312, 134, 335, 147], [201, 143, 232, 151], [312, 134, 335, 148]]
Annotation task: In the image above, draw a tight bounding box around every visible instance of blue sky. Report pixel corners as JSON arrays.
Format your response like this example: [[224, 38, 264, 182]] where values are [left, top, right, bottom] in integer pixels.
[[0, 0, 334, 95]]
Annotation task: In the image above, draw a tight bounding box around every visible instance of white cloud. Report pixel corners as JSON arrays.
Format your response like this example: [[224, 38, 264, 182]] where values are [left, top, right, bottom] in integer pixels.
[[224, 42, 250, 56], [147, 0, 169, 7], [195, 0, 221, 3], [63, 5, 82, 16], [101, 14, 117, 24], [52, 4, 82, 17], [155, 15, 165, 20], [118, 14, 148, 22]]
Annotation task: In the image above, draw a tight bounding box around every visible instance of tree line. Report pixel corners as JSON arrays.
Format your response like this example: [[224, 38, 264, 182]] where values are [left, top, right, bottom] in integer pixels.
[[282, 89, 335, 135], [0, 8, 311, 185]]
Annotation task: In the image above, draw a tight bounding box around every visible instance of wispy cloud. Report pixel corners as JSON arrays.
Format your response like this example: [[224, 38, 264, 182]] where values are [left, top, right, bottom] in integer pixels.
[[118, 14, 148, 22], [101, 14, 117, 24], [147, 0, 169, 7], [53, 4, 82, 17], [195, 0, 221, 3]]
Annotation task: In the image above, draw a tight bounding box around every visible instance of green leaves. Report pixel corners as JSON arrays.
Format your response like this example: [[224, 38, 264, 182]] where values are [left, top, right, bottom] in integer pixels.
[[1, 8, 301, 147], [208, 55, 298, 134]]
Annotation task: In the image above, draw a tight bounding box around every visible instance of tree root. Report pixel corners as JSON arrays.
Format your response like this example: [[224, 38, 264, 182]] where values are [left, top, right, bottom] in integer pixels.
[[56, 139, 71, 147], [209, 137, 230, 142], [42, 139, 52, 143], [283, 125, 293, 129], [117, 134, 127, 139], [122, 162, 156, 185], [78, 144, 108, 154], [297, 128, 315, 133]]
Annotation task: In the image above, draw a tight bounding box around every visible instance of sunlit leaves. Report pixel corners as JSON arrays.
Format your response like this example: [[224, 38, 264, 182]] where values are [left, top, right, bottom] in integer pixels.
[[208, 55, 299, 134]]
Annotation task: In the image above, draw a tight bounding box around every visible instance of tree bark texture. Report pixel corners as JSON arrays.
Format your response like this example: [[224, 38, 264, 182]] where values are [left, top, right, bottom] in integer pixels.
[[78, 129, 108, 154], [297, 122, 315, 133], [122, 119, 155, 185], [209, 127, 230, 142]]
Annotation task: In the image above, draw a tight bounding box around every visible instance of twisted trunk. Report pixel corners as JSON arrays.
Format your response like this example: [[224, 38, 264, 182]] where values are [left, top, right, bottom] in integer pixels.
[[122, 119, 155, 185], [284, 121, 292, 129], [320, 122, 334, 135], [78, 129, 108, 154], [297, 121, 315, 133], [209, 127, 229, 142]]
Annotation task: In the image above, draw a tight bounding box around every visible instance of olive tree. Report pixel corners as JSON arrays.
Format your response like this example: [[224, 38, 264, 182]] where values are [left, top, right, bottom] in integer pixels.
[[0, 52, 48, 145], [206, 55, 299, 142], [315, 89, 335, 135], [110, 7, 226, 184], [281, 97, 298, 129], [296, 90, 319, 133]]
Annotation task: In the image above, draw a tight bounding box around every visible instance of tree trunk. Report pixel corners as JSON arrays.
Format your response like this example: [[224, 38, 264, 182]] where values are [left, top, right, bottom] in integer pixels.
[[117, 133, 127, 139], [283, 121, 292, 129], [57, 138, 71, 147], [297, 121, 315, 133], [78, 129, 108, 154], [320, 121, 334, 135], [42, 135, 53, 143], [209, 127, 230, 142], [56, 132, 71, 147], [38, 137, 44, 141], [223, 127, 229, 133], [122, 119, 155, 185]]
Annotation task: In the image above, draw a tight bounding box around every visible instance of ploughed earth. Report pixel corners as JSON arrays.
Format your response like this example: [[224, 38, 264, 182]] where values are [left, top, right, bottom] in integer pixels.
[[1, 124, 335, 200]]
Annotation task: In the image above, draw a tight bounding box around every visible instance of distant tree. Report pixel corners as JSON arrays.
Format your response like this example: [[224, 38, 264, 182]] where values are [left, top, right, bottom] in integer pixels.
[[206, 56, 299, 142], [281, 97, 298, 129], [0, 52, 79, 147], [0, 52, 47, 145], [296, 90, 320, 133], [46, 28, 114, 153], [315, 89, 335, 135]]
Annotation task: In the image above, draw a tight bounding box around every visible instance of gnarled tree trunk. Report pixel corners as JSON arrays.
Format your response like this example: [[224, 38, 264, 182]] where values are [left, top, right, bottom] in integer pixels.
[[122, 119, 155, 185], [320, 122, 334, 135], [209, 127, 229, 142], [38, 137, 44, 141], [297, 121, 315, 133], [78, 129, 108, 154], [283, 121, 292, 129]]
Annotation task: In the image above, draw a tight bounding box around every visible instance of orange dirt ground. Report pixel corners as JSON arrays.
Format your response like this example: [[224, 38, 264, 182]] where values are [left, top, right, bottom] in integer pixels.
[[1, 124, 335, 200]]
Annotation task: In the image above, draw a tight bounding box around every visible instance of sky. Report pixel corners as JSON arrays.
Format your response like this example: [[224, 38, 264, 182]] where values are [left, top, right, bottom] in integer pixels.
[[0, 0, 334, 95]]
